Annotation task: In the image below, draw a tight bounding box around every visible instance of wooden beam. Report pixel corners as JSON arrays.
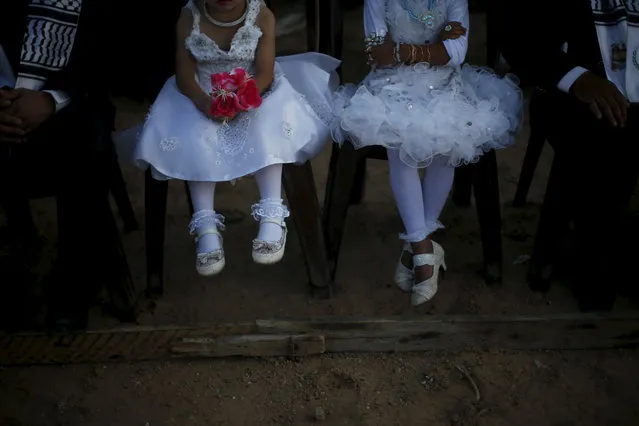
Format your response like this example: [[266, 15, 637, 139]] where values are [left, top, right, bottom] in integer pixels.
[[2, 313, 639, 365]]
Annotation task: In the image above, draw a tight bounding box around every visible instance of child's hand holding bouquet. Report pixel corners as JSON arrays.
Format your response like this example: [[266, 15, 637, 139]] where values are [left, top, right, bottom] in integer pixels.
[[209, 68, 263, 123]]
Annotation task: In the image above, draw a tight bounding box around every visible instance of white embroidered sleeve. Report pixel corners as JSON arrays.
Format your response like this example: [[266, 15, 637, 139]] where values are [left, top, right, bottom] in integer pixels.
[[442, 0, 470, 66], [557, 66, 588, 93], [43, 89, 71, 112], [364, 0, 388, 38]]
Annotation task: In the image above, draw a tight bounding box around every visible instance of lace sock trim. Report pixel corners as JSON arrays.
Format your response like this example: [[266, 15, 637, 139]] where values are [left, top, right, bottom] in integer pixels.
[[250, 198, 290, 222], [399, 220, 444, 242], [189, 210, 226, 235]]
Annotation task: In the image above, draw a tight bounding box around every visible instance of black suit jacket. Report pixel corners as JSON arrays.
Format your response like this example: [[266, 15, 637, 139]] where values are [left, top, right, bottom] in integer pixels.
[[501, 0, 605, 91], [0, 0, 116, 103]]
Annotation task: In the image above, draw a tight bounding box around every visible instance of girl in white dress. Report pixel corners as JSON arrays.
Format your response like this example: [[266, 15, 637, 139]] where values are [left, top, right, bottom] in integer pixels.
[[132, 0, 339, 276], [332, 0, 522, 305]]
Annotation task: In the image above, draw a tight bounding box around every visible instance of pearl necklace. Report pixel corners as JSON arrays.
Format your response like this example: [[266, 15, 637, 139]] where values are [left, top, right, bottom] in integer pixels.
[[203, 1, 248, 27]]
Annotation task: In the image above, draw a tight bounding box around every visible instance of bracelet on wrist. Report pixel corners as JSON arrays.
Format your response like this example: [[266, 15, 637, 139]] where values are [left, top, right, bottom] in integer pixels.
[[394, 43, 402, 64], [364, 33, 385, 50], [411, 44, 418, 64]]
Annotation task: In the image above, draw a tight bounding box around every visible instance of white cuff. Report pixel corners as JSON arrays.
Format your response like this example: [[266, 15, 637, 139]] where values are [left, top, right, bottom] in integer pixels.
[[442, 37, 468, 66], [557, 67, 588, 93], [43, 89, 71, 112]]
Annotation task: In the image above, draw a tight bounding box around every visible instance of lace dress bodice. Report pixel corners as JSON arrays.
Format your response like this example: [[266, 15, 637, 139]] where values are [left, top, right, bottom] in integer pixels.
[[386, 0, 448, 44], [184, 0, 263, 93]]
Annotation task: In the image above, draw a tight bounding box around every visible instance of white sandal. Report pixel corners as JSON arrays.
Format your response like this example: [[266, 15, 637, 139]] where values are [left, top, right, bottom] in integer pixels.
[[251, 199, 289, 265], [411, 240, 446, 306], [394, 242, 414, 292], [189, 210, 225, 276]]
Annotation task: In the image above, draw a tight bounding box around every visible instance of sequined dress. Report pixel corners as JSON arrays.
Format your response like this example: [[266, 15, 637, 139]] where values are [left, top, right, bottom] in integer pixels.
[[131, 0, 340, 182], [331, 0, 523, 167]]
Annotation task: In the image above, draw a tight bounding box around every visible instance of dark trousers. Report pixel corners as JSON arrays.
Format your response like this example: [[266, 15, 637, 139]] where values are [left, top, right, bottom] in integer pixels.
[[540, 94, 639, 304], [0, 99, 118, 327]]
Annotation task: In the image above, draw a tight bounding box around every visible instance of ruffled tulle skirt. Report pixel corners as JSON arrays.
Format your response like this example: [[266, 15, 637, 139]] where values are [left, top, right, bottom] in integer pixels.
[[331, 63, 523, 167], [117, 53, 340, 182]]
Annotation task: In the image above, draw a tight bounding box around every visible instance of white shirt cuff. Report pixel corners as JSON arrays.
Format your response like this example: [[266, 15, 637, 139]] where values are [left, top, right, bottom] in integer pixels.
[[43, 89, 71, 112], [557, 67, 588, 93], [442, 37, 468, 66]]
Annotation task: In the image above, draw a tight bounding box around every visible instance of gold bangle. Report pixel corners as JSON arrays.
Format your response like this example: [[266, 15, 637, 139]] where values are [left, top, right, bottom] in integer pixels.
[[426, 44, 432, 64], [418, 45, 425, 63], [410, 44, 417, 64]]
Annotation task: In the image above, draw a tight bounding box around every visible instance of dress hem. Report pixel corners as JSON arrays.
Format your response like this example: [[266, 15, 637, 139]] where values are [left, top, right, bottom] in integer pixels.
[[136, 158, 305, 182]]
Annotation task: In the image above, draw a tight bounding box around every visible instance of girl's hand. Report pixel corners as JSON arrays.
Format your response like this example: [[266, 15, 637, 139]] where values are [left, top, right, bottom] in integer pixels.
[[368, 37, 396, 67], [438, 22, 467, 42], [195, 93, 212, 116]]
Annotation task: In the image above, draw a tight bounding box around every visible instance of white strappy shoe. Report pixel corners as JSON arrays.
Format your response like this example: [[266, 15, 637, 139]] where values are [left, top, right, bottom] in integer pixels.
[[189, 210, 225, 276], [394, 242, 414, 292], [251, 199, 290, 265], [411, 240, 446, 306]]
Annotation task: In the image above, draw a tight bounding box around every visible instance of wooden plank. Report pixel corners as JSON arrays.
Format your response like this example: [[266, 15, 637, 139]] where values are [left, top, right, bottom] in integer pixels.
[[258, 314, 639, 351], [171, 335, 326, 358], [1, 314, 638, 365]]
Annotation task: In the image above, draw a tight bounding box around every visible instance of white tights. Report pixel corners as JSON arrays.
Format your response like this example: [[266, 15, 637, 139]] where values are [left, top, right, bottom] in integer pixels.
[[387, 149, 455, 243], [188, 164, 284, 253]]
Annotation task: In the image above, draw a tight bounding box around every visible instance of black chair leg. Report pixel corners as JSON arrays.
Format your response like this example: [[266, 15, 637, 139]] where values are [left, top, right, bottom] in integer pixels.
[[453, 165, 473, 207], [145, 170, 168, 298], [527, 155, 571, 293], [513, 129, 546, 207], [283, 162, 332, 294], [102, 204, 138, 322], [349, 159, 367, 205], [111, 159, 139, 233], [323, 143, 364, 279], [184, 181, 195, 216], [471, 151, 503, 285]]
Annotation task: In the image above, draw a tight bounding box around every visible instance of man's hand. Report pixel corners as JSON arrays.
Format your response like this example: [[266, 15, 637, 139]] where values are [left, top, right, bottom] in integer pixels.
[[10, 89, 56, 133], [0, 89, 26, 143], [571, 71, 629, 127], [0, 89, 21, 108], [194, 92, 212, 117]]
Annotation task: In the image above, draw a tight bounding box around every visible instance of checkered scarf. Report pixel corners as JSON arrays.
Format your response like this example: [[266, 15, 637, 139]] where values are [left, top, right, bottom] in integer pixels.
[[15, 0, 83, 90]]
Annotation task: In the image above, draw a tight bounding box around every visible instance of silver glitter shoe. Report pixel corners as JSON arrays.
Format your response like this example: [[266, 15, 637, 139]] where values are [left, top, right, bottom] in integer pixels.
[[189, 210, 225, 276], [250, 199, 289, 265]]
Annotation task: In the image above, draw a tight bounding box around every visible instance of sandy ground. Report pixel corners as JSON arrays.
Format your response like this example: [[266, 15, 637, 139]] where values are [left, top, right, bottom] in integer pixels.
[[2, 351, 639, 426], [1, 5, 639, 426]]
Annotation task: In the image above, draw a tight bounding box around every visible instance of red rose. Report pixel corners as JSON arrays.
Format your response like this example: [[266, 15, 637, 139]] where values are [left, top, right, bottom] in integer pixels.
[[230, 68, 249, 87], [210, 93, 238, 118], [211, 72, 237, 92], [234, 79, 263, 111]]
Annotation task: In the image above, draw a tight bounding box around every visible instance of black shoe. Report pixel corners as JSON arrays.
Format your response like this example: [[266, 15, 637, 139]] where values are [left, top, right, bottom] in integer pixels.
[[46, 305, 89, 333], [527, 262, 554, 293], [43, 263, 94, 334], [576, 287, 616, 312]]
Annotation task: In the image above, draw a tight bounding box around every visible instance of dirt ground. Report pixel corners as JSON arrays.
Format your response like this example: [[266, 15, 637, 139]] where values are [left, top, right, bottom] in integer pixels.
[[2, 351, 639, 426], [1, 5, 639, 426]]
